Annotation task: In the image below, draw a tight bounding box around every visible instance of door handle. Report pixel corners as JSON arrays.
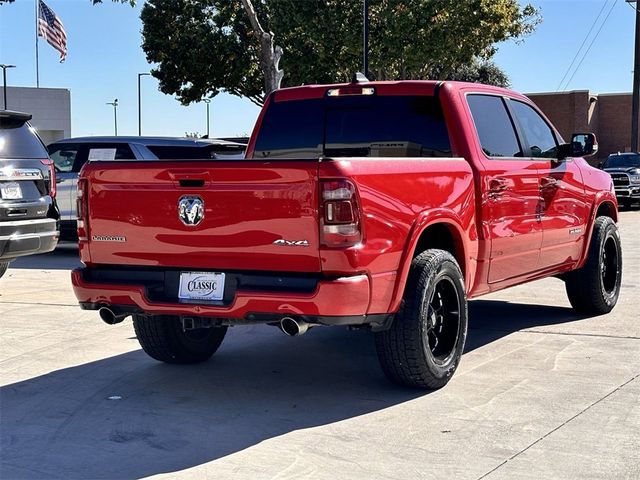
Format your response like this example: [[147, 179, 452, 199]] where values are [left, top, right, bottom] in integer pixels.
[[168, 170, 211, 187], [489, 178, 508, 193]]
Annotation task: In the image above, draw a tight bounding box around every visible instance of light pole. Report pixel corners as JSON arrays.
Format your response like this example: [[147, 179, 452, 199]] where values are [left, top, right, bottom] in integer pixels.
[[137, 72, 151, 136], [203, 99, 211, 138], [106, 99, 119, 136], [0, 64, 16, 110], [629, 0, 640, 151], [363, 0, 369, 77]]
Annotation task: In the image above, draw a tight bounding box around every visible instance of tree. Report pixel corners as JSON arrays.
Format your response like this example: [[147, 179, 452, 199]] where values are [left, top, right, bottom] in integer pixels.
[[141, 0, 540, 106], [239, 0, 283, 96], [439, 58, 511, 88]]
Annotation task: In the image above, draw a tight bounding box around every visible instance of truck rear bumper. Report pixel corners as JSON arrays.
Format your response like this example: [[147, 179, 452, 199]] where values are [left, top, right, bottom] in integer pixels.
[[0, 218, 59, 260], [71, 267, 391, 327]]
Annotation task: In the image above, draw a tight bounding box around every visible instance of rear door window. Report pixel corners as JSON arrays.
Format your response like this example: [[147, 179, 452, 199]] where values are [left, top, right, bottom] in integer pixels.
[[0, 119, 48, 159], [467, 95, 523, 158], [253, 95, 451, 159], [86, 143, 135, 161], [48, 143, 80, 172], [146, 145, 213, 159]]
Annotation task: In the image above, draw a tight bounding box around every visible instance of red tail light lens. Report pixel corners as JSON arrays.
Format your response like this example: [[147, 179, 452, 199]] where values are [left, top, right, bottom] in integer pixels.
[[76, 178, 88, 239], [40, 158, 56, 198], [320, 179, 362, 247]]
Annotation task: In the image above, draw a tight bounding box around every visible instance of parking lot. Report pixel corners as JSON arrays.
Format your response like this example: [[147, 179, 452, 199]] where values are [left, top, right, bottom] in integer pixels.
[[0, 211, 638, 480]]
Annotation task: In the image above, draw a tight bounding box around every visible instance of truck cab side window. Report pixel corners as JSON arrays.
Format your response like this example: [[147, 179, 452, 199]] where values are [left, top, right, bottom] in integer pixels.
[[467, 95, 523, 158], [510, 100, 558, 159]]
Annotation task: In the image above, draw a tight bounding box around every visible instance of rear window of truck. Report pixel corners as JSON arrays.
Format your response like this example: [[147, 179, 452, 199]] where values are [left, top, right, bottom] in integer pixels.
[[253, 95, 451, 159]]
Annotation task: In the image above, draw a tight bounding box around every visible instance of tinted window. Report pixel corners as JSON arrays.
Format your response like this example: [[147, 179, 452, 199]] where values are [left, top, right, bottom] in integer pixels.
[[511, 100, 558, 158], [604, 154, 640, 169], [48, 143, 80, 172], [0, 118, 48, 159], [468, 95, 522, 158], [87, 144, 135, 161], [253, 95, 451, 159], [146, 145, 214, 160]]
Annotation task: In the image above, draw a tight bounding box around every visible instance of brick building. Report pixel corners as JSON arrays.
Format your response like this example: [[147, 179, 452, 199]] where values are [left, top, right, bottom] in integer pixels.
[[526, 90, 634, 164]]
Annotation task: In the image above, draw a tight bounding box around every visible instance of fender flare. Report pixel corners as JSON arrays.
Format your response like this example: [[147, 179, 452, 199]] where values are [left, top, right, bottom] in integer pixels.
[[578, 191, 618, 268], [388, 208, 473, 313]]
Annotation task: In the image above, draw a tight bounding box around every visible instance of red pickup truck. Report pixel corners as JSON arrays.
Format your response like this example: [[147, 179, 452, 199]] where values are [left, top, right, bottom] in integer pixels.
[[71, 80, 621, 389]]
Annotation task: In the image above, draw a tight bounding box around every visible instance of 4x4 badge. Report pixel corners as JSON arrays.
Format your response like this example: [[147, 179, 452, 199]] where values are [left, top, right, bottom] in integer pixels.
[[273, 239, 309, 247]]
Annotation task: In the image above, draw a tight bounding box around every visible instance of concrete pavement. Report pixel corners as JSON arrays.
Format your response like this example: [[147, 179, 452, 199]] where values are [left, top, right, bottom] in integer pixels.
[[0, 212, 638, 480]]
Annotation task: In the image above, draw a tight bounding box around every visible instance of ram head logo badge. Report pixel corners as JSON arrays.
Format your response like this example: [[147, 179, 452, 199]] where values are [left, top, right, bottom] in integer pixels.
[[178, 196, 204, 226]]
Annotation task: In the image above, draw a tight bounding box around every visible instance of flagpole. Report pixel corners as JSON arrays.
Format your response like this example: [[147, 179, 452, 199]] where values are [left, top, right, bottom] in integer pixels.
[[35, 0, 40, 87]]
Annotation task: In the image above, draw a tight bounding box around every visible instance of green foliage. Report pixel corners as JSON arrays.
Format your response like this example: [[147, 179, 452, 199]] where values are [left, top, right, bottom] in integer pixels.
[[440, 58, 511, 87], [142, 0, 540, 105]]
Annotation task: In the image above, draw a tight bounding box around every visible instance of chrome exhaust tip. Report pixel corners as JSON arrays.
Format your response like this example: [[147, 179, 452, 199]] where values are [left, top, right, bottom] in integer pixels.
[[279, 316, 309, 336], [98, 307, 127, 325]]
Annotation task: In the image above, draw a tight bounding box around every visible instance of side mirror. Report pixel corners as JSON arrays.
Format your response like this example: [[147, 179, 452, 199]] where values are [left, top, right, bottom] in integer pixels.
[[557, 133, 598, 161]]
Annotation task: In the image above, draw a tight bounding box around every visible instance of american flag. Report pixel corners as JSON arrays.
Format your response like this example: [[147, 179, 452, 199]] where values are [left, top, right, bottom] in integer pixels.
[[38, 0, 67, 62]]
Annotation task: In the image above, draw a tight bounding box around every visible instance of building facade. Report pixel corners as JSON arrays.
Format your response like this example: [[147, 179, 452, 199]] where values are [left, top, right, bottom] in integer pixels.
[[4, 86, 71, 145], [527, 90, 634, 164]]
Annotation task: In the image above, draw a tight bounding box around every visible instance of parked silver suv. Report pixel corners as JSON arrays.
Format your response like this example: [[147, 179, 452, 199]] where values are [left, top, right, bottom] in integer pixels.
[[47, 136, 246, 240]]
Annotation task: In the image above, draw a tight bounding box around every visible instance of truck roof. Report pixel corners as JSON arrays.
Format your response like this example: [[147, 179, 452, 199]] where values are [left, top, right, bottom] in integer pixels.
[[273, 80, 521, 102]]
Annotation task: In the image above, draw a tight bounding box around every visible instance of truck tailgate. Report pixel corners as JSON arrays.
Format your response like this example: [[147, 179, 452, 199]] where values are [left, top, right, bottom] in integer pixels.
[[82, 161, 321, 272]]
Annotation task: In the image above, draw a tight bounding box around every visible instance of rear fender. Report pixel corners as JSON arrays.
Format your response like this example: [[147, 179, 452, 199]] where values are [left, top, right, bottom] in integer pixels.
[[389, 210, 471, 312]]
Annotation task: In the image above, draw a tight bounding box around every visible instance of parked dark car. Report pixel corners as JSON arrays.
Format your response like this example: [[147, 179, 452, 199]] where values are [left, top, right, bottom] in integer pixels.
[[47, 136, 246, 241], [601, 152, 640, 208], [0, 111, 59, 279]]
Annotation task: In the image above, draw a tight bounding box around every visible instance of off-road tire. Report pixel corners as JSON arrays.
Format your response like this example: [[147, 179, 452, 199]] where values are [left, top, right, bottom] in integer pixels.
[[133, 315, 227, 364], [565, 216, 622, 315], [0, 261, 9, 279], [374, 249, 468, 389]]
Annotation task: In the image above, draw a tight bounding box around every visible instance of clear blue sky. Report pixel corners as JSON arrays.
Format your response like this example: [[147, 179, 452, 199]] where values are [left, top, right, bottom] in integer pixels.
[[0, 0, 635, 138]]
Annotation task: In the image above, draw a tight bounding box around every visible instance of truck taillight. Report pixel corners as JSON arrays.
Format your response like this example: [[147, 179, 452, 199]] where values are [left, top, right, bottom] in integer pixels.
[[76, 178, 88, 238], [40, 158, 56, 198], [320, 179, 362, 247]]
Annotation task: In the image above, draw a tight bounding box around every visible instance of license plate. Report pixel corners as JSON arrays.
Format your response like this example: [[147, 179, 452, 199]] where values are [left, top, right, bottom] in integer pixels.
[[0, 182, 22, 200], [178, 272, 225, 302]]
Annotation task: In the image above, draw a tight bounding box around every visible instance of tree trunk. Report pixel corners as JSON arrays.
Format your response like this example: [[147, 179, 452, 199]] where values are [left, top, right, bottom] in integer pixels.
[[240, 0, 284, 98]]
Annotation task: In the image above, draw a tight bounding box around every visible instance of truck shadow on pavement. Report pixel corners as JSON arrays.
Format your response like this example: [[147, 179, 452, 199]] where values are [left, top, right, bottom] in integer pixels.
[[1, 300, 585, 479], [466, 299, 588, 351]]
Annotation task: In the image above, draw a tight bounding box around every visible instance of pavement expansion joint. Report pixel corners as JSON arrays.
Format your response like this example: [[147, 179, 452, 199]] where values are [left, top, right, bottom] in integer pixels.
[[469, 326, 640, 341], [0, 301, 79, 307], [475, 371, 640, 479]]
